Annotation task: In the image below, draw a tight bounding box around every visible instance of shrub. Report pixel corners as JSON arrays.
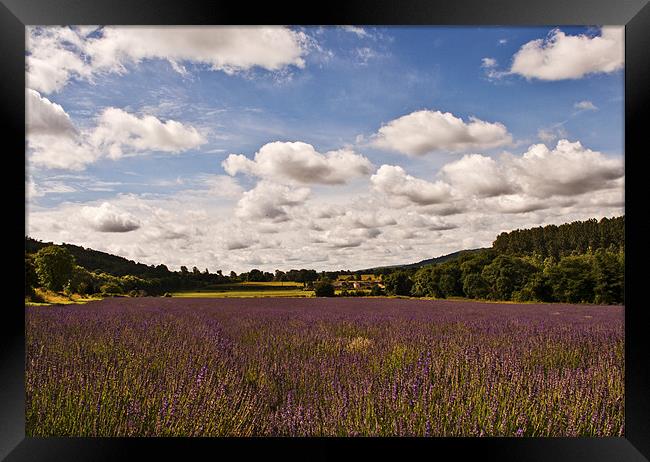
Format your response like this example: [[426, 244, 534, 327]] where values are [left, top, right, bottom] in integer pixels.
[[100, 282, 123, 295], [384, 271, 413, 296], [33, 246, 75, 292], [370, 285, 385, 296], [545, 254, 595, 303], [462, 273, 489, 299], [64, 265, 94, 295], [411, 267, 441, 297], [515, 273, 554, 302], [129, 289, 148, 297], [481, 255, 538, 301], [314, 281, 335, 297], [592, 249, 624, 304]]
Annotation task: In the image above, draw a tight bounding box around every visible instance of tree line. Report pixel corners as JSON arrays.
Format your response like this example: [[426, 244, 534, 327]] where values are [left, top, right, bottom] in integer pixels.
[[492, 216, 623, 259], [25, 215, 624, 304], [380, 216, 624, 304], [25, 239, 320, 298]]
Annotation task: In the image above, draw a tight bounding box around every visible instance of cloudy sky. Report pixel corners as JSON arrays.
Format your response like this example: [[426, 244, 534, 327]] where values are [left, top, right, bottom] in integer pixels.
[[25, 26, 624, 273]]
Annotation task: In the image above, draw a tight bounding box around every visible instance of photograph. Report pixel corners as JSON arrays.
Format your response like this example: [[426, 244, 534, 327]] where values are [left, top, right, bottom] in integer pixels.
[[24, 25, 626, 438]]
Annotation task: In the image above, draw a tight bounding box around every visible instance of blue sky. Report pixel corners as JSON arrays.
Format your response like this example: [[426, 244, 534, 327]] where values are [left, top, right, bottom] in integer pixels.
[[26, 26, 624, 272]]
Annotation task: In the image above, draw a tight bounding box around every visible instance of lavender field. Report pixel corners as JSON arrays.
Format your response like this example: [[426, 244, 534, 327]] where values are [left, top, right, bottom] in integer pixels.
[[25, 298, 624, 437]]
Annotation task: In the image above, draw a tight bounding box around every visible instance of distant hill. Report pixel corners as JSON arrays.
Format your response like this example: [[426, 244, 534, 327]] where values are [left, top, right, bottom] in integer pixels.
[[402, 248, 488, 268], [25, 237, 171, 278], [363, 216, 624, 272], [359, 248, 488, 272]]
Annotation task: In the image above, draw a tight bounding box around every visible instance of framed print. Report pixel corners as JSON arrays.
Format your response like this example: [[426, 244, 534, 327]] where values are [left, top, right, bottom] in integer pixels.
[[2, 0, 649, 460]]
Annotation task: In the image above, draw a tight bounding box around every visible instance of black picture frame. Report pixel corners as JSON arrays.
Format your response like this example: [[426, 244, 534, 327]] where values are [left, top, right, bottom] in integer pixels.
[[2, 0, 648, 460]]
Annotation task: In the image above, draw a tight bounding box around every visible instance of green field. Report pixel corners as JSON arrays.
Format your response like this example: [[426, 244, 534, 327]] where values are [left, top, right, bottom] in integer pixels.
[[172, 281, 313, 298], [172, 290, 313, 298], [337, 274, 380, 282]]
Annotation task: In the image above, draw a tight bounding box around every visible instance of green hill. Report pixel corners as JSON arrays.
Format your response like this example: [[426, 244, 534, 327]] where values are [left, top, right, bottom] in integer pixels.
[[359, 248, 487, 273], [402, 248, 487, 268], [25, 237, 171, 278]]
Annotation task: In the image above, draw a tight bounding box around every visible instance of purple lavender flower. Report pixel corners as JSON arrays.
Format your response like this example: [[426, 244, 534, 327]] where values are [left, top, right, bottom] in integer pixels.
[[196, 365, 207, 387], [25, 298, 624, 437]]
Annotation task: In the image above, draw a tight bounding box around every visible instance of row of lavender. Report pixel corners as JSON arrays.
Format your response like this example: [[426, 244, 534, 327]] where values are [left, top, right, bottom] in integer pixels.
[[26, 298, 624, 436]]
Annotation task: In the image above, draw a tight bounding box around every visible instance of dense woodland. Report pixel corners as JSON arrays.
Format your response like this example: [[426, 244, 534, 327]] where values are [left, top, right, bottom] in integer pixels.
[[385, 216, 624, 304], [25, 216, 624, 304], [492, 216, 624, 258]]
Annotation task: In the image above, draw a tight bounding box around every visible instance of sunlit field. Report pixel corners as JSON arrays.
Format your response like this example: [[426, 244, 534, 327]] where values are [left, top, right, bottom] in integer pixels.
[[26, 298, 624, 437], [172, 290, 312, 298], [171, 281, 312, 298]]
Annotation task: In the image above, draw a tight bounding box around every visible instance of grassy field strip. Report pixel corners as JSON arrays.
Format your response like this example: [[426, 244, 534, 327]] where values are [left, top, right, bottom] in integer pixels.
[[172, 290, 313, 298], [238, 281, 304, 287], [172, 281, 312, 297]]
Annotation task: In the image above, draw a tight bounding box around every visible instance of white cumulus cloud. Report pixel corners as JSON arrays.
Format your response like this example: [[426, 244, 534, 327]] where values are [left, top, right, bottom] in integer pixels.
[[505, 139, 623, 198], [26, 94, 206, 170], [86, 26, 308, 75], [371, 165, 451, 205], [482, 194, 549, 214], [26, 89, 76, 137], [26, 27, 95, 94], [510, 27, 624, 81], [371, 139, 622, 211], [223, 141, 373, 185], [370, 110, 512, 156], [26, 89, 98, 170], [89, 107, 206, 159], [27, 26, 311, 94], [235, 181, 310, 222], [81, 202, 141, 232], [440, 154, 515, 197]]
